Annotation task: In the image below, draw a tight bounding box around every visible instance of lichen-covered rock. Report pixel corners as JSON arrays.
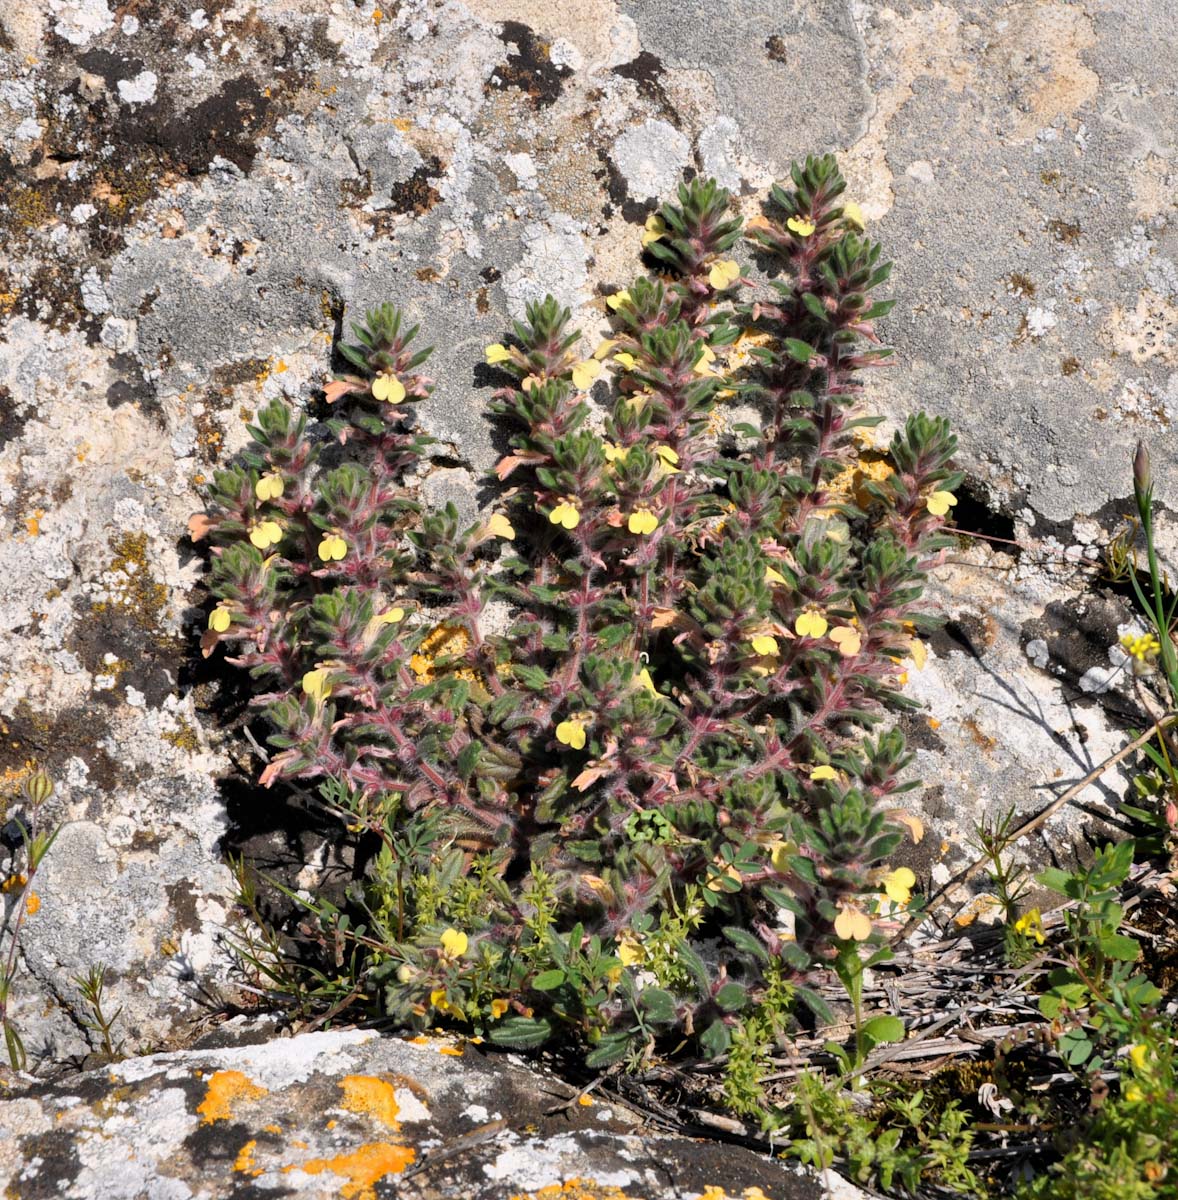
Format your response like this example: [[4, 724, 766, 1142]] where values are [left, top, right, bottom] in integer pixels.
[[0, 0, 1173, 1079], [0, 1028, 839, 1199]]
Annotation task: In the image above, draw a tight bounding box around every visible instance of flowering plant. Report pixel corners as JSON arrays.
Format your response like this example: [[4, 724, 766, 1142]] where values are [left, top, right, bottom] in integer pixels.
[[200, 156, 960, 1062]]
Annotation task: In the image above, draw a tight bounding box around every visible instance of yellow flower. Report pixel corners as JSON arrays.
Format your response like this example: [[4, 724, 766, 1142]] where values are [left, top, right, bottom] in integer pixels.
[[317, 532, 348, 562], [810, 765, 838, 781], [605, 289, 631, 311], [843, 201, 865, 230], [490, 998, 509, 1019], [769, 840, 797, 872], [614, 351, 638, 370], [593, 339, 617, 360], [708, 259, 741, 290], [302, 667, 332, 703], [616, 931, 644, 967], [794, 609, 828, 639], [255, 472, 284, 501], [208, 603, 233, 633], [1121, 632, 1161, 662], [926, 490, 958, 517], [248, 519, 282, 549], [750, 634, 779, 656], [602, 441, 629, 464], [654, 445, 680, 472], [429, 988, 464, 1019], [372, 372, 406, 403], [1124, 1083, 1144, 1103], [1129, 1043, 1148, 1070], [882, 866, 916, 905], [628, 507, 659, 535], [641, 213, 666, 246], [637, 667, 657, 694], [830, 625, 862, 656], [1014, 908, 1046, 946], [692, 344, 717, 375], [765, 565, 787, 585], [556, 717, 587, 750], [487, 513, 516, 540], [906, 638, 928, 669], [484, 343, 512, 364], [571, 359, 601, 390], [548, 500, 581, 530], [375, 606, 405, 624], [440, 928, 468, 958], [787, 215, 816, 237], [834, 903, 872, 941]]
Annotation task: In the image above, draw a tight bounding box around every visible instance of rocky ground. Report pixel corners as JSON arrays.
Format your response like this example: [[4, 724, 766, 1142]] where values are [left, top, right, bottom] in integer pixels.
[[0, 0, 1175, 1194]]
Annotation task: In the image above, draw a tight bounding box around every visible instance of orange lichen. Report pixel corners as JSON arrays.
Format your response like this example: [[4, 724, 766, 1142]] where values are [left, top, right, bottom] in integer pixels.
[[234, 1140, 262, 1177], [339, 1077, 401, 1128], [196, 1070, 268, 1124], [287, 1143, 416, 1200], [24, 892, 40, 915], [509, 1180, 641, 1200], [25, 511, 43, 537]]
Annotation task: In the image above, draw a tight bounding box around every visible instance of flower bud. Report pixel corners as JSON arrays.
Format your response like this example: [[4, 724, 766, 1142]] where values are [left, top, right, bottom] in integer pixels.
[[1134, 440, 1152, 504], [23, 770, 53, 806]]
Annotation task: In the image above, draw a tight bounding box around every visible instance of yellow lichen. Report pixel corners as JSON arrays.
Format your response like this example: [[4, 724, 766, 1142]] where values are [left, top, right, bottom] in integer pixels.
[[196, 1070, 268, 1124], [234, 1140, 262, 1177], [509, 1180, 641, 1200], [287, 1144, 416, 1200], [339, 1076, 401, 1129]]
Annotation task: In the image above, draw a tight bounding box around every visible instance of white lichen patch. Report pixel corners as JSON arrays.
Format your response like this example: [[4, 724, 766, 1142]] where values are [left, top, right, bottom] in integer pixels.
[[116, 70, 159, 104], [610, 118, 692, 202], [48, 0, 114, 46]]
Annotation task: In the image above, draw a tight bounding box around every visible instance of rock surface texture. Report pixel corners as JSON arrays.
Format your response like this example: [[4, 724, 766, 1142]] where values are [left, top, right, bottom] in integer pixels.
[[0, 0, 1173, 1147], [0, 1027, 833, 1199]]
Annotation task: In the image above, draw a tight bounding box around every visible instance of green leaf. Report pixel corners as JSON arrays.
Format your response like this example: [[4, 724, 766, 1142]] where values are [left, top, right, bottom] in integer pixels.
[[489, 1017, 553, 1050], [640, 988, 677, 1025], [723, 926, 770, 963], [860, 1015, 905, 1048], [1037, 867, 1073, 894], [699, 1018, 731, 1058], [532, 969, 567, 991], [585, 1031, 634, 1069], [715, 983, 747, 1013], [1098, 933, 1141, 961], [783, 338, 814, 363]]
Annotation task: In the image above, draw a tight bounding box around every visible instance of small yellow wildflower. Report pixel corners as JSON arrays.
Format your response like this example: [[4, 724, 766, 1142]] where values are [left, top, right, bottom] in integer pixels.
[[593, 339, 617, 360], [794, 609, 829, 639], [834, 903, 872, 941], [490, 999, 509, 1019], [708, 259, 741, 290], [302, 667, 332, 703], [602, 441, 629, 464], [882, 866, 916, 906], [641, 213, 666, 246], [439, 928, 468, 959], [318, 532, 348, 562], [484, 343, 512, 364], [614, 351, 638, 370], [548, 500, 581, 530], [628, 507, 659, 535], [1124, 1083, 1144, 1103], [769, 840, 796, 872], [926, 490, 958, 517], [571, 359, 601, 390], [429, 988, 463, 1018], [248, 519, 282, 550], [1129, 1043, 1148, 1070], [810, 765, 838, 782], [637, 667, 658, 694], [375, 606, 405, 625], [486, 513, 516, 540], [907, 638, 928, 669], [750, 634, 779, 656], [208, 603, 233, 633], [255, 472, 284, 501], [556, 717, 588, 750], [372, 372, 406, 404], [787, 215, 816, 237], [843, 200, 865, 230], [654, 445, 680, 472], [693, 344, 717, 375], [616, 931, 644, 967], [765, 565, 787, 585], [1121, 631, 1161, 662], [830, 625, 862, 656], [1014, 908, 1046, 946], [605, 289, 631, 311]]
